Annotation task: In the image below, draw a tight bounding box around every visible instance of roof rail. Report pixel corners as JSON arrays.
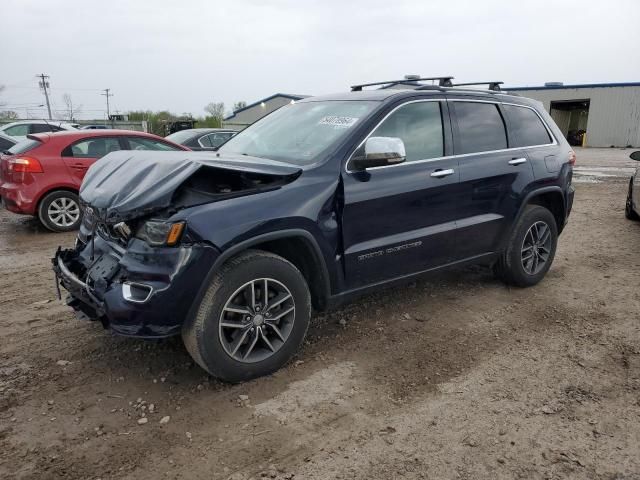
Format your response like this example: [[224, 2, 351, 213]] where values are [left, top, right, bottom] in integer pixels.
[[351, 76, 454, 91], [452, 81, 504, 91]]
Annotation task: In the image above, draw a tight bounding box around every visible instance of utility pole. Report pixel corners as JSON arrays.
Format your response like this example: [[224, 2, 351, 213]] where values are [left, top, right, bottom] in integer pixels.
[[101, 88, 113, 120], [37, 73, 52, 120]]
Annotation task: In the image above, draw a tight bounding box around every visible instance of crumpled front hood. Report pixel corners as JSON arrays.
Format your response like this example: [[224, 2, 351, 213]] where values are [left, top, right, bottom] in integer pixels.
[[80, 150, 302, 222]]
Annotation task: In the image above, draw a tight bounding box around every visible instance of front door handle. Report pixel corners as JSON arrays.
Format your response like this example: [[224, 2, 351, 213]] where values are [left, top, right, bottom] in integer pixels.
[[430, 168, 455, 178], [508, 158, 527, 165]]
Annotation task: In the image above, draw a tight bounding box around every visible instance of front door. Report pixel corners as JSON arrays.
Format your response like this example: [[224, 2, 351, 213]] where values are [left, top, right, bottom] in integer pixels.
[[341, 99, 460, 290]]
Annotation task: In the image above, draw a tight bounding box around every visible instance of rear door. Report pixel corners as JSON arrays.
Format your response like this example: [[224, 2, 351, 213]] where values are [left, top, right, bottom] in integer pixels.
[[61, 137, 124, 185], [341, 99, 460, 289], [450, 98, 535, 259]]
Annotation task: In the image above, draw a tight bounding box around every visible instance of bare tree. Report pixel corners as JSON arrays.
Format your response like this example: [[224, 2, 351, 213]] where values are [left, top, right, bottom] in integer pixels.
[[0, 85, 6, 107], [233, 101, 247, 112], [204, 102, 225, 121], [62, 93, 82, 121]]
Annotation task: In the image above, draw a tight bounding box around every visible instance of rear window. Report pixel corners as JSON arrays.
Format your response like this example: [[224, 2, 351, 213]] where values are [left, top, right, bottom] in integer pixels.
[[165, 130, 195, 144], [503, 104, 552, 147], [7, 138, 42, 155], [454, 102, 508, 154]]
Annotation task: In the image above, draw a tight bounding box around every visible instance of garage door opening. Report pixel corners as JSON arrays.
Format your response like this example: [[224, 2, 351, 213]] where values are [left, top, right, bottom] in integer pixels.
[[550, 99, 590, 146]]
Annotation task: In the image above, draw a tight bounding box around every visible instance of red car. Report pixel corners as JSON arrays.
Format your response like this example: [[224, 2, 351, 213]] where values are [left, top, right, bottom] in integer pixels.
[[0, 130, 189, 232]]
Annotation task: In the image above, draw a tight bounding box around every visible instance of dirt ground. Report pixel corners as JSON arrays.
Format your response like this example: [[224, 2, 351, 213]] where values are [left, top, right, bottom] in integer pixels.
[[1, 148, 639, 480]]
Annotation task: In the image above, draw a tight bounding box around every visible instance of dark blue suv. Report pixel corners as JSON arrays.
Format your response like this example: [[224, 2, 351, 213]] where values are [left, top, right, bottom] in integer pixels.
[[54, 79, 575, 382]]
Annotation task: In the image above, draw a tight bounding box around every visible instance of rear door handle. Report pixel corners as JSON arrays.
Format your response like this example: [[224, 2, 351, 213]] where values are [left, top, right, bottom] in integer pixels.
[[508, 158, 527, 165], [430, 168, 455, 178]]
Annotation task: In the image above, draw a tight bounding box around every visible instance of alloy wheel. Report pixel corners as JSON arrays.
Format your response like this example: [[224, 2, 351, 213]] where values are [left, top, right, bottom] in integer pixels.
[[219, 278, 295, 363], [47, 197, 80, 228], [521, 221, 552, 275]]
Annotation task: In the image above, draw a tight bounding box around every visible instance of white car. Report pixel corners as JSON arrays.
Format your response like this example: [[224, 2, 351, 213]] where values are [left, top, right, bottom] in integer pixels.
[[626, 151, 640, 220], [0, 120, 78, 141]]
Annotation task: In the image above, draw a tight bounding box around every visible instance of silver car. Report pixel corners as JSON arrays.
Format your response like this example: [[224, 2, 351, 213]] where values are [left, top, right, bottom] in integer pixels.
[[626, 151, 640, 220], [0, 120, 77, 141]]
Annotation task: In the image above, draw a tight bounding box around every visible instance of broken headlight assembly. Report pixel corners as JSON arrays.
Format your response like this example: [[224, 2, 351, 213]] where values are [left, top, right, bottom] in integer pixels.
[[135, 220, 185, 247]]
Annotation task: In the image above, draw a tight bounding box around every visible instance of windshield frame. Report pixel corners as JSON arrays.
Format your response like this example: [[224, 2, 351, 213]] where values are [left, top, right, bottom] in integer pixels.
[[218, 99, 383, 168]]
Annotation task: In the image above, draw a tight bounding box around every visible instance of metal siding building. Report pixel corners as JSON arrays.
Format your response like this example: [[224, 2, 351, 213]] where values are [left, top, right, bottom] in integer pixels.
[[223, 93, 309, 130], [508, 83, 640, 148]]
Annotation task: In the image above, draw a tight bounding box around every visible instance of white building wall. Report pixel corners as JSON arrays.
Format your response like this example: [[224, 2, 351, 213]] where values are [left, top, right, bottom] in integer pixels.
[[509, 86, 640, 147]]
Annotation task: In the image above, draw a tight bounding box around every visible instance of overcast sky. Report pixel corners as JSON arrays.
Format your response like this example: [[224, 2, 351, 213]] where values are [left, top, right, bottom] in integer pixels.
[[2, 0, 639, 120]]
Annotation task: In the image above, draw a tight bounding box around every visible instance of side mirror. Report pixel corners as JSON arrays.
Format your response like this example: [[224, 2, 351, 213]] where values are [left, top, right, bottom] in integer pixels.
[[630, 151, 640, 161], [351, 137, 406, 170]]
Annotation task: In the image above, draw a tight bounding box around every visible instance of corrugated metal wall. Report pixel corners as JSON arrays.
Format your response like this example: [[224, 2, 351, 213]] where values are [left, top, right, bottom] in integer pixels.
[[223, 96, 295, 130], [509, 86, 640, 147]]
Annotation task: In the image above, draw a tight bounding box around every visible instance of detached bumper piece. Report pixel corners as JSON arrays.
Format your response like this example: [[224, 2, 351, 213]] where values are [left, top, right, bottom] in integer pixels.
[[53, 247, 112, 325], [52, 235, 220, 338]]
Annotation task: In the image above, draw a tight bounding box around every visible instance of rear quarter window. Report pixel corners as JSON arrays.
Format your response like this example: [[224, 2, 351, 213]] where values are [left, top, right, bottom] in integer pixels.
[[503, 104, 552, 147]]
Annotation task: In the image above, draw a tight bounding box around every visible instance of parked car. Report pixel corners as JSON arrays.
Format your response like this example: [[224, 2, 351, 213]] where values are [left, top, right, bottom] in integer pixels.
[[626, 151, 640, 220], [54, 81, 575, 382], [0, 130, 188, 232], [0, 132, 17, 152], [165, 128, 236, 151], [0, 120, 78, 141], [80, 125, 110, 130]]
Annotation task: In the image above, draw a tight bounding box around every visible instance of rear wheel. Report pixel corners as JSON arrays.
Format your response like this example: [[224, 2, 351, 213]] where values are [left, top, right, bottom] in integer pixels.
[[494, 205, 558, 287], [625, 178, 639, 220], [38, 190, 81, 232], [182, 250, 311, 383]]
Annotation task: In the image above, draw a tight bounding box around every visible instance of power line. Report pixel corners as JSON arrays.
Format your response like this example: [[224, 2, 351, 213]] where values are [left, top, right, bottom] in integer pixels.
[[101, 88, 113, 119], [36, 73, 52, 120]]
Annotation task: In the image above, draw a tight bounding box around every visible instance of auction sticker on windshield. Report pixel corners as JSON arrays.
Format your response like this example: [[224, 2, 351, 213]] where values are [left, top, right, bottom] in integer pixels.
[[319, 116, 359, 128]]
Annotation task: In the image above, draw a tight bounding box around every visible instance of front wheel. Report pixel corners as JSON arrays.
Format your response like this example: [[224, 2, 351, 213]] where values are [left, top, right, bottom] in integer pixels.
[[625, 178, 639, 220], [37, 190, 82, 232], [494, 205, 558, 287], [182, 250, 311, 383]]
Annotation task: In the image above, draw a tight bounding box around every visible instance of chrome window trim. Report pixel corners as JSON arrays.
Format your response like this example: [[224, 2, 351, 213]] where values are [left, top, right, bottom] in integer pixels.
[[345, 98, 557, 174], [198, 132, 234, 148], [198, 133, 216, 148]]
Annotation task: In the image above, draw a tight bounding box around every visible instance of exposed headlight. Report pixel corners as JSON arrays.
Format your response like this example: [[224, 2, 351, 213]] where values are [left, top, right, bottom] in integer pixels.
[[136, 220, 185, 247]]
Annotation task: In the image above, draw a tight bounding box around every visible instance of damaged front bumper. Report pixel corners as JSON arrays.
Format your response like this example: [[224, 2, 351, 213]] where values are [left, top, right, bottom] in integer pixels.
[[53, 233, 219, 338]]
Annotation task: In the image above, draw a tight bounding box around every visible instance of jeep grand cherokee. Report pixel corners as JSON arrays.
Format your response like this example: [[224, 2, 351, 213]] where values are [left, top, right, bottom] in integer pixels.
[[54, 78, 575, 382]]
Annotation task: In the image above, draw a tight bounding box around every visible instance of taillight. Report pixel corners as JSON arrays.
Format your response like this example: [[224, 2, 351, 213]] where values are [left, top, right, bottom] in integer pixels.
[[8, 156, 44, 173], [568, 150, 576, 166]]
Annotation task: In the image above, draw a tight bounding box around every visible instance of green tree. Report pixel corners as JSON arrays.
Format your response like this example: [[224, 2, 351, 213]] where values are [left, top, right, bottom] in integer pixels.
[[204, 102, 225, 122]]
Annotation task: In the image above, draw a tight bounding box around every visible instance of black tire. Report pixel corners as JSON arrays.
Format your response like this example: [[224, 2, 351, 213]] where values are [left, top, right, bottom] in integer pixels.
[[494, 205, 558, 287], [625, 178, 639, 220], [182, 250, 311, 383], [37, 190, 82, 232]]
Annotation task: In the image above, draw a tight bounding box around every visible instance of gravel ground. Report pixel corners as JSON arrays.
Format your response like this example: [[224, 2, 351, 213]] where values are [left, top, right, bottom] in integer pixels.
[[1, 148, 639, 480]]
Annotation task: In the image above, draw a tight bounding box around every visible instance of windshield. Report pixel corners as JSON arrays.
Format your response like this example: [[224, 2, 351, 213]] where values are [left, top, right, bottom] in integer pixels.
[[219, 101, 378, 165], [165, 130, 197, 144], [7, 138, 42, 155]]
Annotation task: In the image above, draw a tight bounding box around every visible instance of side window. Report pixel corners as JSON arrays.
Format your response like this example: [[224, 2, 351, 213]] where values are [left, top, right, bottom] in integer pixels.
[[126, 137, 179, 151], [199, 134, 214, 148], [454, 102, 507, 154], [503, 104, 552, 147], [210, 133, 233, 147], [31, 124, 54, 133], [4, 125, 29, 137], [364, 101, 444, 162], [66, 138, 121, 158], [0, 137, 14, 150]]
